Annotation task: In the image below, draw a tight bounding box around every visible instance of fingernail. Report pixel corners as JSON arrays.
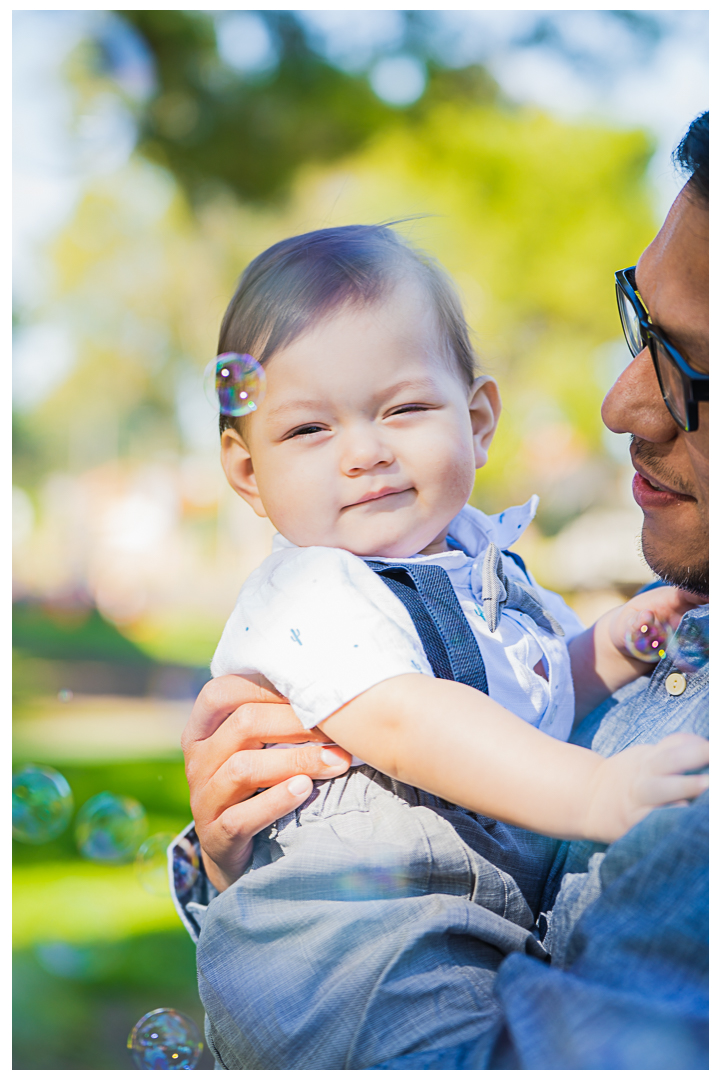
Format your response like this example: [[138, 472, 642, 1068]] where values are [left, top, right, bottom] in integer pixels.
[[288, 776, 313, 796], [321, 747, 346, 768]]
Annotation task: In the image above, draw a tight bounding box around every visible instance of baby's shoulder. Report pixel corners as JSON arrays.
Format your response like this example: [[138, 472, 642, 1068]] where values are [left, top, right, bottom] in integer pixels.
[[242, 544, 370, 602], [230, 546, 394, 630]]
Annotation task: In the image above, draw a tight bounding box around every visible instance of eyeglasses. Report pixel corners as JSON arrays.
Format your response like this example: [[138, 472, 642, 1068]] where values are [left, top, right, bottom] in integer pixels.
[[614, 266, 708, 432]]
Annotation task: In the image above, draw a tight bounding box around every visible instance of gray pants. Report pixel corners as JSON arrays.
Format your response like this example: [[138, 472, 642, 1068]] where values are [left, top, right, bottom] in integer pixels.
[[197, 766, 551, 1070]]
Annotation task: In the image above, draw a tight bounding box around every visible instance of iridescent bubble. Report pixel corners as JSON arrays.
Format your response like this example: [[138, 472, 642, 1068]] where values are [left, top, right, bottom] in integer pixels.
[[12, 764, 74, 845], [57, 688, 73, 703], [624, 618, 674, 663], [172, 835, 200, 898], [330, 841, 416, 901], [128, 1008, 203, 1070], [203, 352, 265, 417], [667, 612, 709, 674], [75, 792, 148, 864], [334, 865, 413, 901], [135, 832, 175, 897]]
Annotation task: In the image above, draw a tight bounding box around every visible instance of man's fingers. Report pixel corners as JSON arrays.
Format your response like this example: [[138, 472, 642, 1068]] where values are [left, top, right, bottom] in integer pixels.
[[195, 743, 351, 819], [213, 775, 315, 852], [181, 674, 288, 748], [206, 703, 328, 763], [199, 774, 315, 890], [185, 702, 332, 788]]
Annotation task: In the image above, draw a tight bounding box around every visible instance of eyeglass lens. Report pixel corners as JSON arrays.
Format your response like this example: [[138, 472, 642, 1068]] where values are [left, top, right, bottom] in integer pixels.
[[652, 337, 688, 429], [617, 286, 645, 356]]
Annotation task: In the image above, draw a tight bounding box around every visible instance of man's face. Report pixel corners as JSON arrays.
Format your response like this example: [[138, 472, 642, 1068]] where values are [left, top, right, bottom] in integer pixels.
[[602, 183, 709, 594]]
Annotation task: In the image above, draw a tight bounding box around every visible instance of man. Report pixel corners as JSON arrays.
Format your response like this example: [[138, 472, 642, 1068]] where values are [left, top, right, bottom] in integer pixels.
[[178, 112, 708, 1068]]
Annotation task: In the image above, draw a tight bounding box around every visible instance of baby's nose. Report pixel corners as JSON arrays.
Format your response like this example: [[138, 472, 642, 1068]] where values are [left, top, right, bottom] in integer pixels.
[[341, 426, 394, 473]]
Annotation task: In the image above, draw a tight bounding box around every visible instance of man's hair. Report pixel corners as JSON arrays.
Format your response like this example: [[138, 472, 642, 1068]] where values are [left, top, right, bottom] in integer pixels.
[[217, 224, 478, 435], [674, 111, 709, 204]]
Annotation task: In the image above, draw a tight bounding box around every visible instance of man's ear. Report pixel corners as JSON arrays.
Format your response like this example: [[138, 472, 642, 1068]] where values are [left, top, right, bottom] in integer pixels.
[[220, 427, 268, 518], [468, 376, 501, 469]]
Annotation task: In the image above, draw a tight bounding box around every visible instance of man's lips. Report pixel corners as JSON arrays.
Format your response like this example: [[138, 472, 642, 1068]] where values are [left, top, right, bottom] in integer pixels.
[[343, 487, 413, 509], [632, 466, 693, 510]]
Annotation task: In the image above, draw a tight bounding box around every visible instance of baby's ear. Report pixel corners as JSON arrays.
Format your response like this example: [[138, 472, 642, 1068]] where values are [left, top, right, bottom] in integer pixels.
[[220, 428, 268, 518], [468, 376, 501, 468]]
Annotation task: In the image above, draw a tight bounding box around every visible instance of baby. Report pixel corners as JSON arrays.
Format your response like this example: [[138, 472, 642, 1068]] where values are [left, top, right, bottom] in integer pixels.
[[196, 225, 708, 1071]]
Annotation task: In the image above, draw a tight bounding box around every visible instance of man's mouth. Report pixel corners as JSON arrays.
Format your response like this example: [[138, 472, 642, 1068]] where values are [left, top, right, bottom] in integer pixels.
[[344, 487, 413, 509], [634, 464, 680, 495], [631, 463, 693, 509]]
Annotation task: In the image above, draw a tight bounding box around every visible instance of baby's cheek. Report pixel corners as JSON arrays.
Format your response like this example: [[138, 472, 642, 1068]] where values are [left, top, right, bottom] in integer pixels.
[[263, 483, 327, 543], [434, 452, 475, 503]]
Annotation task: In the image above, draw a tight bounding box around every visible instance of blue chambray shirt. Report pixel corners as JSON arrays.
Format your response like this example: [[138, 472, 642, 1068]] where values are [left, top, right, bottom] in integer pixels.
[[171, 605, 709, 949]]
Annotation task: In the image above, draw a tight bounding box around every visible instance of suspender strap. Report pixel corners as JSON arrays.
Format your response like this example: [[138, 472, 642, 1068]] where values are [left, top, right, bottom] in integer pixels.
[[502, 548, 532, 583], [366, 561, 488, 696]]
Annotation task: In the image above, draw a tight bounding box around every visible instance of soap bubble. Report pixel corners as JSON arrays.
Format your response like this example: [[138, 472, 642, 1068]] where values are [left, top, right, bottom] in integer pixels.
[[330, 841, 416, 901], [136, 832, 175, 897], [172, 835, 200, 898], [75, 792, 148, 864], [203, 352, 265, 417], [128, 1008, 203, 1070], [334, 865, 412, 901], [57, 688, 73, 703], [12, 764, 74, 844], [667, 612, 709, 674], [624, 618, 674, 663]]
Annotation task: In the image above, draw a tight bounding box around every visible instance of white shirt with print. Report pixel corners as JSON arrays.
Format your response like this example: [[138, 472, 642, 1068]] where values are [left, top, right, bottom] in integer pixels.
[[211, 497, 585, 747]]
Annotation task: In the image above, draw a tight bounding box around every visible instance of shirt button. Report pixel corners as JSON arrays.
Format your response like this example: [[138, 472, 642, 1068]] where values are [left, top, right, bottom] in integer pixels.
[[665, 672, 687, 696]]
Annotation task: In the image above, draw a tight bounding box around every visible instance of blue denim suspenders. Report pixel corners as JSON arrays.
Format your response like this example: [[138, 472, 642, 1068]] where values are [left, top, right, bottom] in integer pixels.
[[365, 556, 562, 917], [365, 561, 488, 695]]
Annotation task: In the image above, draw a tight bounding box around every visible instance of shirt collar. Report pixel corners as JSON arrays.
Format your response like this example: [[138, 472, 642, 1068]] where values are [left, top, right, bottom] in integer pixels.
[[445, 496, 539, 558], [270, 496, 539, 565]]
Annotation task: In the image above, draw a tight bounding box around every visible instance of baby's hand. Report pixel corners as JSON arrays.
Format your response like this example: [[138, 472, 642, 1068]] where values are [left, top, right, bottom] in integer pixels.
[[584, 732, 709, 844], [607, 586, 703, 664]]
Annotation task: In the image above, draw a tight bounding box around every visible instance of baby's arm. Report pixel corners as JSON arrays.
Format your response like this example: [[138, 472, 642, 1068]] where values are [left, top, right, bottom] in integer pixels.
[[319, 673, 709, 844], [569, 586, 702, 722]]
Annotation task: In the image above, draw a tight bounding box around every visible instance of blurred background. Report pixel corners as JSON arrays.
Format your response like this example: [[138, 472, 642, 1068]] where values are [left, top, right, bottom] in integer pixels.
[[13, 8, 708, 1069]]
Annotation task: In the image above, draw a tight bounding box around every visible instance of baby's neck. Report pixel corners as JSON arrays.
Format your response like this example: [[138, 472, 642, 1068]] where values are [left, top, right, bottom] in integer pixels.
[[416, 534, 451, 557]]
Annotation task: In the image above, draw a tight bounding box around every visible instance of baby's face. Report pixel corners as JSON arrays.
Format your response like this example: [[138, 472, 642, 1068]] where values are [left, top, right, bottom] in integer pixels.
[[224, 279, 498, 558]]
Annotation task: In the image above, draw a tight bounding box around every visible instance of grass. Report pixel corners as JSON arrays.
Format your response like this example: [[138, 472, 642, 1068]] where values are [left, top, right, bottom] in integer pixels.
[[13, 931, 216, 1069], [12, 756, 217, 1069]]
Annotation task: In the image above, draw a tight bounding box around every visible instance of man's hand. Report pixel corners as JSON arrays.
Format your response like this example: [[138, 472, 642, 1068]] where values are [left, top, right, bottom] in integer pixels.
[[181, 675, 352, 892]]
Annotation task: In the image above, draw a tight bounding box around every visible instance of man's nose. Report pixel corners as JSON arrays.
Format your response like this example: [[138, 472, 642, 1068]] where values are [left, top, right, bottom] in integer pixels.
[[340, 424, 394, 473], [601, 346, 678, 444]]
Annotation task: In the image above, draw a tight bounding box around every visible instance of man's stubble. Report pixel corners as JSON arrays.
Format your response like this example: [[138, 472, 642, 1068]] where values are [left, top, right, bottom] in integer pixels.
[[632, 437, 709, 595]]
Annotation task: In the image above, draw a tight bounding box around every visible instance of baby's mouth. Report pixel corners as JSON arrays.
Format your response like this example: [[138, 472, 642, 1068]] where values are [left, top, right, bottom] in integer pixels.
[[343, 487, 413, 509]]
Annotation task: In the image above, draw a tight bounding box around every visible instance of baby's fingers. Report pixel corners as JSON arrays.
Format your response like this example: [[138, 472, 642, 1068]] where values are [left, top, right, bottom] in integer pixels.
[[651, 732, 710, 776], [643, 770, 709, 810]]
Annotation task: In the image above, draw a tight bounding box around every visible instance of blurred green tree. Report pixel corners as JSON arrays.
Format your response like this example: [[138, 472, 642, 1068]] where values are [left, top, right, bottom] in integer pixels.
[[13, 12, 658, 652], [120, 10, 402, 204]]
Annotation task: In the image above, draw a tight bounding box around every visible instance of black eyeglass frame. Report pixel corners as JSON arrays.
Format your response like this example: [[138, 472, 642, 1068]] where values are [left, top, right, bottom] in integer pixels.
[[614, 266, 708, 432]]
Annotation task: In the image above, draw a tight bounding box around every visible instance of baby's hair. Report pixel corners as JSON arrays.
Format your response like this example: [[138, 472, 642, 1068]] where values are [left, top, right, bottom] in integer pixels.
[[217, 223, 479, 435]]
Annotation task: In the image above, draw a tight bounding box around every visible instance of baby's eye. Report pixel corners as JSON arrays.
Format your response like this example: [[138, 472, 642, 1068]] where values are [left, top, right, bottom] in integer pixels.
[[389, 403, 432, 416], [286, 424, 326, 439]]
